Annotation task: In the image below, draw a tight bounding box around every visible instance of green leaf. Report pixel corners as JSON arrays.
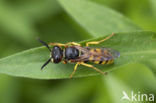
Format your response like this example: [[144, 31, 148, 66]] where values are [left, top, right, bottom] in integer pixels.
[[150, 0, 156, 16], [41, 77, 98, 103], [0, 74, 19, 103], [17, 0, 62, 21], [112, 63, 156, 93], [0, 2, 37, 44], [58, 0, 141, 37], [103, 75, 141, 103], [0, 31, 155, 79]]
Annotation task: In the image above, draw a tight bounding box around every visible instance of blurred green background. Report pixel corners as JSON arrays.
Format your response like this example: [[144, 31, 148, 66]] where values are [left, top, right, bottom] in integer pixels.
[[0, 0, 156, 103]]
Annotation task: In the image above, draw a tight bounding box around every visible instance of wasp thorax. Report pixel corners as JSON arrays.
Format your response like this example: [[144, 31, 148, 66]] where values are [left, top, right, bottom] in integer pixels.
[[51, 46, 63, 63], [65, 47, 79, 60]]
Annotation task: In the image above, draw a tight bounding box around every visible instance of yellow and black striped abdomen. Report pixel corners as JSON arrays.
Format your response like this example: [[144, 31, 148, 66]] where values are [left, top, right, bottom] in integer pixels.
[[88, 48, 114, 65], [88, 55, 114, 64]]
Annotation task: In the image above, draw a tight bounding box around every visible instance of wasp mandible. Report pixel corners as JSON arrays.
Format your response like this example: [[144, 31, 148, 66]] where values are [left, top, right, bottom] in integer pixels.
[[38, 33, 120, 78]]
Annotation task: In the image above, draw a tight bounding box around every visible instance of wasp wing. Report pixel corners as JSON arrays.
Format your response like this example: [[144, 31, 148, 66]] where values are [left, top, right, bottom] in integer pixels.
[[73, 46, 120, 62], [103, 48, 120, 59]]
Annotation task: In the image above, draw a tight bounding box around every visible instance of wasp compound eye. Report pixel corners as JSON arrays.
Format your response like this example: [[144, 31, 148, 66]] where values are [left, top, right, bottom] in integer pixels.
[[52, 46, 63, 63], [65, 47, 79, 60]]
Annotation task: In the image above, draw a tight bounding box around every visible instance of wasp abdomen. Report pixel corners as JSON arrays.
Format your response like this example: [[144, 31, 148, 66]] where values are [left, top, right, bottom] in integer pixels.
[[88, 48, 114, 65], [88, 56, 114, 64], [98, 59, 114, 64]]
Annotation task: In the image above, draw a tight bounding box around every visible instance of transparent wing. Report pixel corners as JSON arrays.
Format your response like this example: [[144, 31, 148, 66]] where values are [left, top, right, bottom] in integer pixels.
[[73, 46, 120, 62], [104, 48, 120, 59]]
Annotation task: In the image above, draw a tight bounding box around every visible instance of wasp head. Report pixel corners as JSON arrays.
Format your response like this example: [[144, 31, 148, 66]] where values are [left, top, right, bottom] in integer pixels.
[[38, 39, 63, 70]]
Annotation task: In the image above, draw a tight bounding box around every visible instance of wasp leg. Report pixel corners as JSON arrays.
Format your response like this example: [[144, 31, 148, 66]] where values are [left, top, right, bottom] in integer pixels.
[[49, 42, 81, 47], [86, 33, 115, 46], [62, 60, 67, 64], [70, 63, 80, 78], [80, 62, 107, 75], [49, 43, 67, 47], [66, 42, 81, 46]]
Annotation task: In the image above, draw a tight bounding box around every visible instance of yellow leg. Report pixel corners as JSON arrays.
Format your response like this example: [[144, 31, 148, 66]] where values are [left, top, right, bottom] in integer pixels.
[[70, 63, 80, 78], [70, 62, 107, 78], [62, 60, 67, 64], [66, 42, 81, 46], [86, 33, 115, 46], [49, 43, 66, 47], [80, 62, 107, 75], [49, 42, 81, 47]]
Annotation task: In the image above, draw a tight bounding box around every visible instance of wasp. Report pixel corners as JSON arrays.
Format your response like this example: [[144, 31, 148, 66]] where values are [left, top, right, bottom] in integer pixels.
[[38, 33, 120, 78]]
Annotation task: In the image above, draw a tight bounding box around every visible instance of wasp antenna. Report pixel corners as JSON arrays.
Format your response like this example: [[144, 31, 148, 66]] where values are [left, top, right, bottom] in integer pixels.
[[38, 38, 51, 51], [41, 58, 51, 70]]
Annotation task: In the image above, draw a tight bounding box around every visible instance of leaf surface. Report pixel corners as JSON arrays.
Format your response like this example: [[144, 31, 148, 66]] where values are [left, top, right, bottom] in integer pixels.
[[58, 0, 141, 37], [0, 31, 155, 79]]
